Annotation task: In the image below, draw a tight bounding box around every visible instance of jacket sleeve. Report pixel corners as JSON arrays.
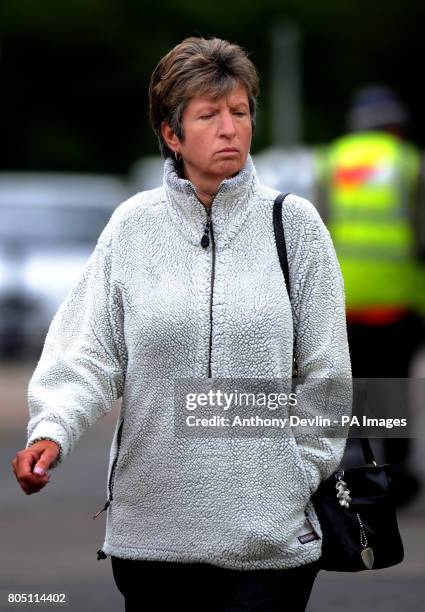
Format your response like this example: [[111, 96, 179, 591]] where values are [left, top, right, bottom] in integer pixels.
[[286, 197, 352, 496], [26, 219, 127, 469]]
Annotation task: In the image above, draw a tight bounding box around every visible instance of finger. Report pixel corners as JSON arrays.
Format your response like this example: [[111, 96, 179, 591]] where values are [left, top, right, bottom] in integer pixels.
[[19, 471, 49, 491], [19, 467, 50, 491], [13, 446, 56, 494], [21, 480, 48, 495], [11, 457, 18, 476], [14, 452, 48, 490], [16, 451, 38, 478]]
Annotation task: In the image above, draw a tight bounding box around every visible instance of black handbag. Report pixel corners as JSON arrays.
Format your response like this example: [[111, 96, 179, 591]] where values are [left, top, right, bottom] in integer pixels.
[[273, 192, 404, 572]]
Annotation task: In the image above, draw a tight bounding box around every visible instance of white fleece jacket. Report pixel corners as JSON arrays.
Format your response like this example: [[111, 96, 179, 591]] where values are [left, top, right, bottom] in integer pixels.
[[26, 155, 351, 569]]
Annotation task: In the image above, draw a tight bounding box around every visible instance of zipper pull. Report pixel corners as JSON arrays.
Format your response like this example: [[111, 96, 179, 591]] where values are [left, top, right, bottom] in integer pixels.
[[201, 222, 210, 248], [201, 210, 211, 248], [92, 499, 111, 520]]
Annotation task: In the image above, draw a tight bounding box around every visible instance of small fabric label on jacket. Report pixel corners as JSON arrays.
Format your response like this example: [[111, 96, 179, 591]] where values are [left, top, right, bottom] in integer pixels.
[[298, 531, 320, 544], [298, 516, 320, 544]]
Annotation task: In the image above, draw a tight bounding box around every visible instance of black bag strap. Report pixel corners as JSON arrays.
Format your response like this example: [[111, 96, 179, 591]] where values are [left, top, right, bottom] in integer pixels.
[[273, 193, 298, 377], [273, 192, 291, 295], [272, 193, 377, 467], [360, 438, 377, 465]]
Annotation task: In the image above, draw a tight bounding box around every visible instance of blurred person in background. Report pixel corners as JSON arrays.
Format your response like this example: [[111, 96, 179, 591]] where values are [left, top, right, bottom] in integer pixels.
[[318, 85, 425, 507], [11, 37, 352, 611]]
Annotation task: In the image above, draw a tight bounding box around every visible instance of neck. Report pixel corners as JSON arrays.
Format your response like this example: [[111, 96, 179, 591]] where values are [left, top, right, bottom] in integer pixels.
[[193, 186, 216, 208], [182, 165, 224, 209]]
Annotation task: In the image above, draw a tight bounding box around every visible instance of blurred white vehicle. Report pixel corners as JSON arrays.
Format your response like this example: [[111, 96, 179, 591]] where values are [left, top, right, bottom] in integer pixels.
[[129, 155, 164, 193], [0, 173, 130, 358], [253, 146, 320, 206]]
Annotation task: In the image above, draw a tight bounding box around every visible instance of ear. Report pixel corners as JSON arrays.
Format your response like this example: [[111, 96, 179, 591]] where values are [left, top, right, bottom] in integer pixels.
[[161, 121, 181, 153]]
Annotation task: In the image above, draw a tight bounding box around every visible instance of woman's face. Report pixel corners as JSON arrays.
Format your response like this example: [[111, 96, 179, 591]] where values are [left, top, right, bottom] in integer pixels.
[[163, 82, 252, 188]]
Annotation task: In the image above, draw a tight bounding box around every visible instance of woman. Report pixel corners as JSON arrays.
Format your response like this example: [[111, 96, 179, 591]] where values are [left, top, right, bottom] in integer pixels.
[[12, 37, 351, 611]]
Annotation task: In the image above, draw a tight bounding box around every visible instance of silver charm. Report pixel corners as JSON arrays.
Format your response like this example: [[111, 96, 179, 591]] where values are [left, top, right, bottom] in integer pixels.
[[335, 477, 352, 508], [357, 512, 374, 569], [361, 547, 375, 569]]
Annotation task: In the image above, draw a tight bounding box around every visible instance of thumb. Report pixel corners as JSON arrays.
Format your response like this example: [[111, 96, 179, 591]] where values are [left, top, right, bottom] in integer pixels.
[[33, 464, 47, 476], [33, 448, 57, 476]]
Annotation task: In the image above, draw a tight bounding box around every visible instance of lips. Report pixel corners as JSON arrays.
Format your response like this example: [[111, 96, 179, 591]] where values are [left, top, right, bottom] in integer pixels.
[[217, 148, 239, 154]]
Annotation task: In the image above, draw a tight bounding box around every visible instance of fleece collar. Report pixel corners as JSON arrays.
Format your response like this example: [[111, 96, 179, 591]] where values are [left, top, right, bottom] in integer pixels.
[[163, 154, 258, 250]]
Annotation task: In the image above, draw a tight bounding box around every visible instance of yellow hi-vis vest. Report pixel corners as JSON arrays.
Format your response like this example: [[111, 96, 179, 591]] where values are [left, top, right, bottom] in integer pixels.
[[326, 132, 421, 310]]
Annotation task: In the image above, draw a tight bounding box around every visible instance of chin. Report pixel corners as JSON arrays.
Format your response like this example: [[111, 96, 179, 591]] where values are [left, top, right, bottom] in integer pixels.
[[216, 159, 243, 178]]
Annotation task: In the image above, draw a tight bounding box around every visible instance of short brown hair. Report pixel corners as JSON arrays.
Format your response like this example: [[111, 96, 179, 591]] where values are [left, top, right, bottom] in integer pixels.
[[149, 37, 259, 159]]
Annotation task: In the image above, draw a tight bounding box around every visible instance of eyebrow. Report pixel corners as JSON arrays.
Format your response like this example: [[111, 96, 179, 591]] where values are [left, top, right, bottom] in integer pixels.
[[195, 100, 249, 112], [229, 101, 249, 109]]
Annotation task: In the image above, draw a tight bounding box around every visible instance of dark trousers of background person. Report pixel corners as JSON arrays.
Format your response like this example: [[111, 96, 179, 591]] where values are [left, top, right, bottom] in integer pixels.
[[111, 556, 321, 612], [346, 312, 424, 506]]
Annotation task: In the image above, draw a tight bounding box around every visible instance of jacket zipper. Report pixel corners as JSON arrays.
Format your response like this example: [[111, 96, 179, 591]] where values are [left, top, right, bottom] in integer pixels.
[[200, 207, 215, 378], [93, 418, 125, 520], [94, 418, 125, 560]]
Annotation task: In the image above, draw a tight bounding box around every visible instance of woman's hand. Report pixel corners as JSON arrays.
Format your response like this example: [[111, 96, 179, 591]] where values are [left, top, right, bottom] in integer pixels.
[[11, 440, 60, 495]]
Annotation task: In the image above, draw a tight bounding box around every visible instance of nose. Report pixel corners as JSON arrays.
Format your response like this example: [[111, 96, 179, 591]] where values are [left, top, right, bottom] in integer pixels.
[[218, 110, 237, 138]]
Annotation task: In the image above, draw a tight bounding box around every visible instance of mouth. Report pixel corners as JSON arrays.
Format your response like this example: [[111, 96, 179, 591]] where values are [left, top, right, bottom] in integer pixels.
[[217, 148, 239, 155]]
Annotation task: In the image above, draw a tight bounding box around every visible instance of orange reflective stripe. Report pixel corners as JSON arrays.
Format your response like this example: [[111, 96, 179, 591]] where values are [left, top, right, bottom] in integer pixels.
[[334, 163, 379, 188]]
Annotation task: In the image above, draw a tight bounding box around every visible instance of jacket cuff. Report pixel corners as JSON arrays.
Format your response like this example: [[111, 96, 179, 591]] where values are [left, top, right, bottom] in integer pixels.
[[26, 421, 70, 468]]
